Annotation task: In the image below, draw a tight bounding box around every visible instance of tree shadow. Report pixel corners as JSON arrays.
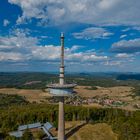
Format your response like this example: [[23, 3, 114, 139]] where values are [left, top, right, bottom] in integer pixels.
[[65, 122, 87, 139]]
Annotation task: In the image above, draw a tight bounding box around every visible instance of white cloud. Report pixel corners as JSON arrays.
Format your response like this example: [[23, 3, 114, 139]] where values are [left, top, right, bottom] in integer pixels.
[[32, 45, 60, 60], [0, 29, 38, 61], [111, 38, 140, 53], [8, 0, 140, 26], [104, 61, 121, 66], [103, 51, 136, 67], [3, 19, 10, 26], [122, 28, 130, 32], [115, 53, 133, 58], [66, 52, 108, 62], [73, 27, 113, 40], [122, 26, 140, 33], [120, 34, 127, 39], [0, 52, 24, 61], [32, 45, 108, 62], [0, 29, 108, 63], [16, 16, 25, 24], [132, 26, 140, 31], [0, 29, 37, 50], [104, 56, 134, 66], [69, 45, 82, 52]]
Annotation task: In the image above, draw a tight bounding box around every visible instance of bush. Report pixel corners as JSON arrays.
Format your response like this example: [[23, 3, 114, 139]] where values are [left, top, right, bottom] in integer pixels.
[[22, 129, 33, 140], [34, 130, 45, 139], [4, 135, 17, 140]]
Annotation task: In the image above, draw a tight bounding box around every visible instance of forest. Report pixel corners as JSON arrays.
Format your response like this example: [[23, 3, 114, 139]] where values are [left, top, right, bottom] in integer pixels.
[[0, 94, 28, 108], [0, 104, 140, 140]]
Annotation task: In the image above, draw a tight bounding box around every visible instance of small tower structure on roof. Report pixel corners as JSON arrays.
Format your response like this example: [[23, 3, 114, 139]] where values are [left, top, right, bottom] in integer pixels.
[[47, 33, 76, 140]]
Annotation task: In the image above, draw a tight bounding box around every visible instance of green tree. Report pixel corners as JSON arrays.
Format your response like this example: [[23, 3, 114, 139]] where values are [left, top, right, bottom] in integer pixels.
[[22, 129, 33, 140], [4, 135, 17, 140], [34, 130, 45, 140]]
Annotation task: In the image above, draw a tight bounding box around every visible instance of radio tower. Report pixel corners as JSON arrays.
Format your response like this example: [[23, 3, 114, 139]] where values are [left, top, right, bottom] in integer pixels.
[[47, 33, 76, 140]]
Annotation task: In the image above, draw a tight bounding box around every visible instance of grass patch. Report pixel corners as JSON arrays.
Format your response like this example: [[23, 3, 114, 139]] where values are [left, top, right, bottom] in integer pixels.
[[68, 123, 118, 140]]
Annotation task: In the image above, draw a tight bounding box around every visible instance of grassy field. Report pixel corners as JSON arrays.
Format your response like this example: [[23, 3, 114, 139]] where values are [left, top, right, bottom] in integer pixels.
[[0, 88, 50, 103], [76, 86, 133, 99], [65, 122, 118, 140], [50, 121, 118, 140]]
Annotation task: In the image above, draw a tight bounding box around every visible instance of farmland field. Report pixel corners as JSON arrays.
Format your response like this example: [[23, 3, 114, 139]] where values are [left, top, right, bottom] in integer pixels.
[[0, 85, 139, 110]]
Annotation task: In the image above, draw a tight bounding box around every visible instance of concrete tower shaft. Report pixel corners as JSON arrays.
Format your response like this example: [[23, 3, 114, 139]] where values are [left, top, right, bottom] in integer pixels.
[[58, 97, 65, 140], [58, 33, 65, 140], [59, 32, 65, 85]]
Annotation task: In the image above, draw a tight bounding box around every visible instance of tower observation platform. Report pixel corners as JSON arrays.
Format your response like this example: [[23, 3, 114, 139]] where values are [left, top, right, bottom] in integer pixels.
[[47, 83, 76, 96], [47, 33, 76, 140]]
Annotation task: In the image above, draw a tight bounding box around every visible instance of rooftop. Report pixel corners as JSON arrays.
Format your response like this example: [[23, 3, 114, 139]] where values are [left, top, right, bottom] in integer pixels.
[[9, 122, 54, 139], [18, 122, 41, 131]]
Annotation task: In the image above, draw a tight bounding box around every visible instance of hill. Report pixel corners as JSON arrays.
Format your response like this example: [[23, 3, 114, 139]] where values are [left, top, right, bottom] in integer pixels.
[[0, 72, 140, 89], [117, 74, 140, 80]]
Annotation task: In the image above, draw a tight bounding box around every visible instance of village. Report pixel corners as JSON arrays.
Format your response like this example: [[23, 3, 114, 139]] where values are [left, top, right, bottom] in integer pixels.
[[47, 95, 127, 108]]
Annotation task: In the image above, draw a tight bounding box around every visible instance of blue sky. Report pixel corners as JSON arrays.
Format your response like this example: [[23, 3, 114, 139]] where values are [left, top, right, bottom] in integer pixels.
[[0, 0, 140, 72]]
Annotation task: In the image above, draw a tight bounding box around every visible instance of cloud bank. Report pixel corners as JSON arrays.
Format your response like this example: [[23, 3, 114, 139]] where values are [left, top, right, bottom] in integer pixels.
[[0, 29, 108, 63], [8, 0, 140, 26], [73, 27, 113, 40], [111, 38, 140, 53]]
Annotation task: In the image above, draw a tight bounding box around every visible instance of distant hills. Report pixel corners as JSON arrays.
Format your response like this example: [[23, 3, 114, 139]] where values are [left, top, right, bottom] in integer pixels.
[[0, 72, 140, 89], [117, 74, 140, 80]]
